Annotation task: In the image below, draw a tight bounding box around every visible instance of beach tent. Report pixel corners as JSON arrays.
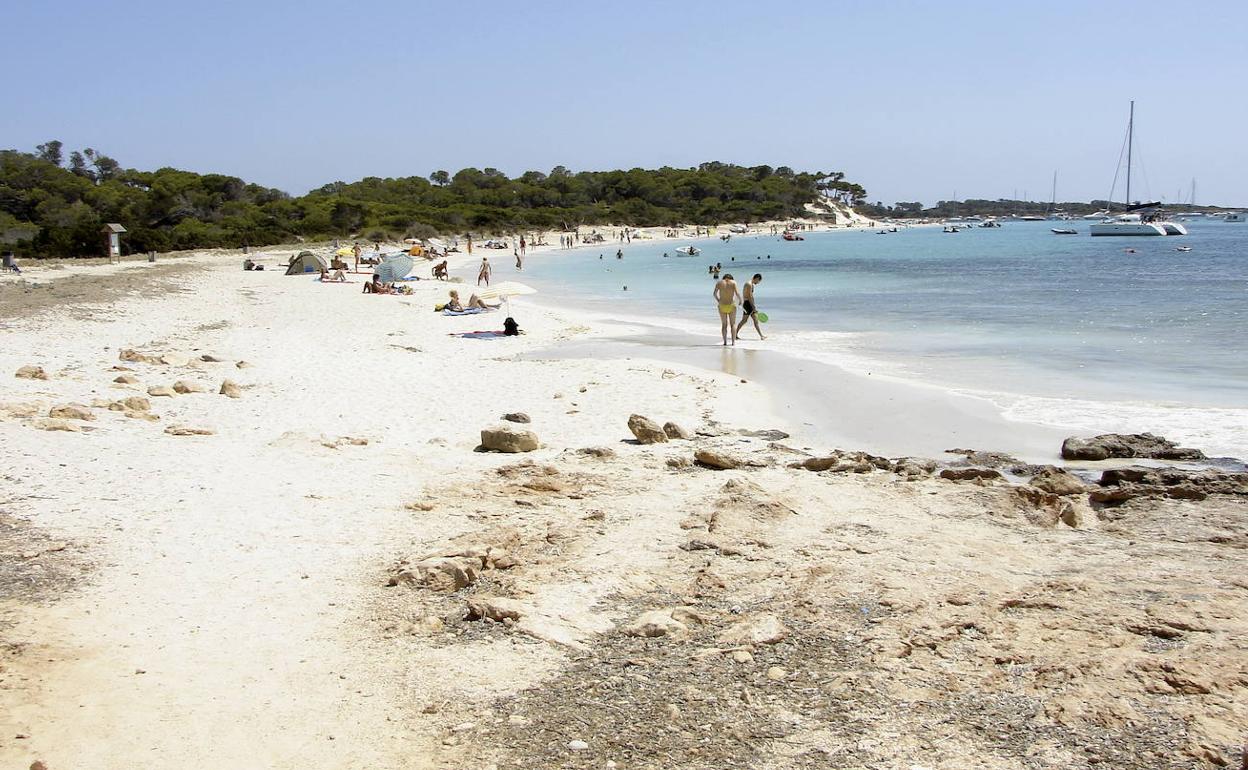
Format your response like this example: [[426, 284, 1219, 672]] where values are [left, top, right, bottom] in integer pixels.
[[285, 251, 328, 275], [408, 244, 425, 257]]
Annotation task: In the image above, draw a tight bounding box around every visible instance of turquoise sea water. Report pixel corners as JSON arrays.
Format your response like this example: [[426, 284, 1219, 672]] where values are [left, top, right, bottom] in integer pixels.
[[517, 219, 1248, 456]]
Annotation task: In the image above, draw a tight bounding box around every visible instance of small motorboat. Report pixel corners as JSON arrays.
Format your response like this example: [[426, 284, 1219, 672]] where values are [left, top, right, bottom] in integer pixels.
[[781, 231, 804, 241], [942, 226, 960, 233], [673, 246, 700, 256], [1051, 228, 1078, 235], [1175, 246, 1192, 252]]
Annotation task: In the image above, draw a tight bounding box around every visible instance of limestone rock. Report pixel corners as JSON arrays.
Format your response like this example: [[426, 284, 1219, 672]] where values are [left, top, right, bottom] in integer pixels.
[[892, 457, 937, 478], [165, 425, 215, 436], [694, 449, 740, 470], [219, 379, 242, 398], [502, 412, 531, 423], [480, 425, 540, 453], [0, 402, 40, 418], [159, 353, 190, 367], [15, 365, 48, 380], [147, 385, 176, 397], [621, 609, 691, 638], [465, 596, 526, 622], [120, 348, 159, 364], [628, 414, 668, 444], [113, 374, 140, 385], [1061, 432, 1205, 461], [793, 456, 838, 472], [125, 410, 160, 422], [577, 446, 616, 459], [200, 354, 225, 362], [718, 613, 788, 646], [35, 418, 83, 432], [666, 456, 692, 469], [739, 428, 790, 440], [172, 379, 206, 394], [121, 396, 150, 412], [663, 421, 693, 440], [389, 557, 481, 591], [235, 360, 253, 369], [48, 403, 94, 421], [939, 467, 1003, 482], [1029, 466, 1087, 496]]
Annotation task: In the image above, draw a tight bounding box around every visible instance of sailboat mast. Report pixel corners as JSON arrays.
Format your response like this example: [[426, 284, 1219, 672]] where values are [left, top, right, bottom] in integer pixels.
[[1125, 101, 1134, 205]]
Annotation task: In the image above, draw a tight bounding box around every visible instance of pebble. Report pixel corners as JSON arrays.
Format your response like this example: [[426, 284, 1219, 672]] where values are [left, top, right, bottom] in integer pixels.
[[452, 721, 476, 732], [732, 650, 754, 663], [567, 739, 589, 751], [766, 666, 787, 680]]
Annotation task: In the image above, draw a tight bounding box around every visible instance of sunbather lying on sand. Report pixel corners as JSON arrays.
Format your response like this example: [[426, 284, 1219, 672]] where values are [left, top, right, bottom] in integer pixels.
[[319, 267, 347, 282], [447, 289, 498, 311]]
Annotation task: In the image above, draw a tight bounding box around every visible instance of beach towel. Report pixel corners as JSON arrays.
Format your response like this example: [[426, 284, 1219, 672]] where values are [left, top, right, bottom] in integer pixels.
[[442, 307, 488, 316], [450, 331, 509, 339]]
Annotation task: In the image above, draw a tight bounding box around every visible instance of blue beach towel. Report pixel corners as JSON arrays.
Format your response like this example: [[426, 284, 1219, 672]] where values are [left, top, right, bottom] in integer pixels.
[[442, 307, 487, 316]]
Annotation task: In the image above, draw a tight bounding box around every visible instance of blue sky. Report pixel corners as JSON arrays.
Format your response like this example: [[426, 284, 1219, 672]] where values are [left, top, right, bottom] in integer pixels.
[[6, 0, 1246, 206]]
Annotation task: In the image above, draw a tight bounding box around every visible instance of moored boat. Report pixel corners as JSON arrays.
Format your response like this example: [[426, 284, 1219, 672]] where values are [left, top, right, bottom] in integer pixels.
[[1090, 214, 1167, 236]]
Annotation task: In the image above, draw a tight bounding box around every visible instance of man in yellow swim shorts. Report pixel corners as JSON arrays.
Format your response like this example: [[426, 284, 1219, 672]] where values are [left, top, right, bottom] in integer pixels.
[[712, 273, 742, 346]]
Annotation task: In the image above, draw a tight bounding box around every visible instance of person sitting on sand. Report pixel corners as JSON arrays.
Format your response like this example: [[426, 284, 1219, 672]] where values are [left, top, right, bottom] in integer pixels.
[[447, 289, 498, 311], [363, 274, 391, 294], [330, 255, 348, 271], [319, 267, 347, 283]]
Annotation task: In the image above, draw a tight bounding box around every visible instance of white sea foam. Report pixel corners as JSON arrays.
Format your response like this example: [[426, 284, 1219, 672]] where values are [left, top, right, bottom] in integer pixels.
[[976, 391, 1248, 460]]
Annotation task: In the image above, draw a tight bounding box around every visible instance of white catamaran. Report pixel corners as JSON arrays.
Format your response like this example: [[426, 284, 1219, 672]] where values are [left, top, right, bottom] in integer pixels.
[[1090, 102, 1187, 237]]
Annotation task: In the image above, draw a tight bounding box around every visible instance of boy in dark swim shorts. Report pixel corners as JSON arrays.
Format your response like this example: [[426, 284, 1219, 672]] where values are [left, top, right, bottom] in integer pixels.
[[736, 274, 764, 340]]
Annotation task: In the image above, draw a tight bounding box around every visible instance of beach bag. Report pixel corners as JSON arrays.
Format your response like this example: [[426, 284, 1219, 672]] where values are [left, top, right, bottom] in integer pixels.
[[503, 317, 520, 336]]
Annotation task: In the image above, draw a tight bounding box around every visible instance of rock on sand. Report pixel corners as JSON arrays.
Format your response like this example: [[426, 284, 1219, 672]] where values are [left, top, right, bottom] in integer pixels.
[[172, 380, 207, 394], [48, 403, 95, 421], [480, 425, 540, 453], [663, 421, 693, 440], [628, 414, 668, 444], [694, 449, 740, 470], [16, 365, 49, 380]]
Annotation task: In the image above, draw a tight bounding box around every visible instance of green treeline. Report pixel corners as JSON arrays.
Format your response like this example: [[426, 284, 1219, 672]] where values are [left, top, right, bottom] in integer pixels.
[[857, 198, 1171, 220], [1, 141, 867, 257]]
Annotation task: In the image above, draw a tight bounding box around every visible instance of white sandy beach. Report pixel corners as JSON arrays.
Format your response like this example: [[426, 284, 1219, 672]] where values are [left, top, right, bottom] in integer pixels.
[[1, 247, 1245, 769]]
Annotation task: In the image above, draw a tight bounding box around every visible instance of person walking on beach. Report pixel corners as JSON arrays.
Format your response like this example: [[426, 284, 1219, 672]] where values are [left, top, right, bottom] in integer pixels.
[[735, 273, 765, 340], [713, 273, 742, 346], [352, 242, 362, 272], [478, 257, 492, 286]]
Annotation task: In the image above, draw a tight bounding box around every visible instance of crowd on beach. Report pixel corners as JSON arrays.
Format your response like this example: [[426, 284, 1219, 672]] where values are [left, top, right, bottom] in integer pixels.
[[286, 225, 785, 348]]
